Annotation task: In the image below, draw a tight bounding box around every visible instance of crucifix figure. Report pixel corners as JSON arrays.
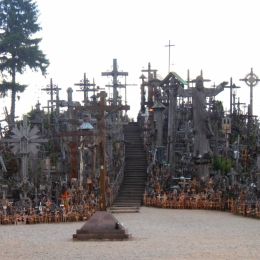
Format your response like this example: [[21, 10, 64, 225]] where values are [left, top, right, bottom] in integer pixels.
[[178, 75, 227, 158]]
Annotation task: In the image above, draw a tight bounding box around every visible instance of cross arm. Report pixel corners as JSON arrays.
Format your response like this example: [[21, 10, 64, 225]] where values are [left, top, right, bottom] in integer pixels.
[[30, 138, 48, 143], [1, 138, 21, 143], [101, 72, 112, 77], [205, 81, 228, 96]]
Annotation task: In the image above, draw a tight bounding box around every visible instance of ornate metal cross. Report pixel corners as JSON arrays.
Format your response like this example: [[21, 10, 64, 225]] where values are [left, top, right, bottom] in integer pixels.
[[3, 116, 48, 183], [240, 68, 260, 116]]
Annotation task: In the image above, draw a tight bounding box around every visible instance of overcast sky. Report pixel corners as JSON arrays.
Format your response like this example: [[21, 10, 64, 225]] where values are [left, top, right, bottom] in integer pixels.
[[2, 0, 260, 120]]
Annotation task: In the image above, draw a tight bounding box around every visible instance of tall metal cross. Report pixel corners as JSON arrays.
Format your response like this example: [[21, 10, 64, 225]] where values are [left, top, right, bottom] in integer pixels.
[[102, 59, 128, 105], [240, 68, 260, 116], [165, 40, 175, 73], [41, 78, 61, 114], [75, 73, 98, 105]]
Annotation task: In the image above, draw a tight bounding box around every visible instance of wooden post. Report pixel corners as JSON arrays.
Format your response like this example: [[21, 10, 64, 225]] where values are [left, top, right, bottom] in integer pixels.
[[167, 80, 178, 172], [98, 91, 107, 211], [153, 100, 165, 147]]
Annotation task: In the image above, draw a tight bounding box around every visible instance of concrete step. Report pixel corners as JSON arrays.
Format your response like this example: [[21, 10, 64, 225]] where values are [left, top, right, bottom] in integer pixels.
[[120, 183, 145, 186], [117, 192, 144, 196], [114, 201, 142, 205], [114, 196, 142, 200], [108, 207, 139, 213], [125, 166, 147, 169], [120, 185, 145, 188], [120, 182, 146, 186], [123, 175, 146, 178]]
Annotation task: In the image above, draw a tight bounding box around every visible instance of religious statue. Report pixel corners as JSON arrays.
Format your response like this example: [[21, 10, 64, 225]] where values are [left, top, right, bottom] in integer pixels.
[[178, 75, 227, 158]]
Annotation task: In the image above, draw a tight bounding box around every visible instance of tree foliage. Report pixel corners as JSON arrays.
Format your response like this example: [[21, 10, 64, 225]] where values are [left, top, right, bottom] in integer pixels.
[[0, 0, 49, 123], [213, 156, 233, 174]]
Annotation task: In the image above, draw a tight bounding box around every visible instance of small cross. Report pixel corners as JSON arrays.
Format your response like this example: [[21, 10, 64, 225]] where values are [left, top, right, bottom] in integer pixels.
[[165, 40, 175, 73]]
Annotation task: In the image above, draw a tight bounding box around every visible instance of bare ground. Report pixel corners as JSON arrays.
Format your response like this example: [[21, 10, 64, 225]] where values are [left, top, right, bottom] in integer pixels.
[[1, 207, 260, 260]]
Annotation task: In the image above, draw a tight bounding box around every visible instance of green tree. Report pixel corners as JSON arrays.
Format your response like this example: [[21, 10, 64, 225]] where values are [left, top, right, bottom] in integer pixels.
[[0, 0, 49, 124], [213, 156, 233, 175]]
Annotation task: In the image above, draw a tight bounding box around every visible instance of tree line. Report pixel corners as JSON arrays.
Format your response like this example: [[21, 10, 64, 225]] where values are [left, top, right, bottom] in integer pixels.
[[0, 0, 49, 125]]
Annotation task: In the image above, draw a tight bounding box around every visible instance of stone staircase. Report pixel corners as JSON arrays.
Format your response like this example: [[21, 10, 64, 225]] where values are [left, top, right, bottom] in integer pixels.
[[109, 122, 147, 213]]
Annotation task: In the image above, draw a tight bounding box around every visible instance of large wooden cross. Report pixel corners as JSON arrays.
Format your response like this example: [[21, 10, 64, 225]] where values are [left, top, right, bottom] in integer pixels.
[[82, 91, 129, 210], [102, 59, 128, 105]]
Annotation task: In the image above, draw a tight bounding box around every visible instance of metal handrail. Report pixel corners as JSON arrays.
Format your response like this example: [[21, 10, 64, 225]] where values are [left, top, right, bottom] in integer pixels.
[[107, 127, 126, 207]]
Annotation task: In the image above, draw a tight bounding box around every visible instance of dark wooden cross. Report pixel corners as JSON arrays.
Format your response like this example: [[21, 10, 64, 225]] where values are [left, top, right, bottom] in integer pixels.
[[223, 77, 240, 115], [81, 91, 129, 210], [102, 59, 128, 105], [142, 62, 157, 81], [41, 78, 61, 115], [142, 63, 158, 106], [139, 74, 146, 113]]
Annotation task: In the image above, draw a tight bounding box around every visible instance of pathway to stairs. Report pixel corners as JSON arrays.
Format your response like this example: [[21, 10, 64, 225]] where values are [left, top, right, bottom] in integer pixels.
[[109, 122, 147, 213]]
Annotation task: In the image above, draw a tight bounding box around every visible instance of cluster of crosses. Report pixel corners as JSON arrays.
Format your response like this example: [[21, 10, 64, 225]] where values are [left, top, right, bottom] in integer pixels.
[[0, 59, 130, 208], [1, 58, 260, 206], [138, 64, 260, 191]]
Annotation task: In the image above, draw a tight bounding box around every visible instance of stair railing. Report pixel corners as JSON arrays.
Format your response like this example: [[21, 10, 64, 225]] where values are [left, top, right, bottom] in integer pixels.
[[108, 160, 125, 206], [107, 134, 126, 207]]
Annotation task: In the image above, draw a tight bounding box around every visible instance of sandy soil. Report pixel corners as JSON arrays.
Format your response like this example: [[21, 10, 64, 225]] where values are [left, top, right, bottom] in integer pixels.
[[1, 207, 260, 260]]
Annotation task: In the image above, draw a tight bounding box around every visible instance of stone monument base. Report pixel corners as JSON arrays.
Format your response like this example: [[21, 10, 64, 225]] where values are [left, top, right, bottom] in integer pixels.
[[73, 211, 130, 240]]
